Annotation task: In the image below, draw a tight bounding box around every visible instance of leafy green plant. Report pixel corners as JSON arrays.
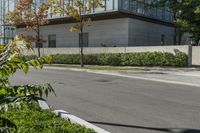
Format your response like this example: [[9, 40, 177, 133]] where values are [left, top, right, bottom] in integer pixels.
[[98, 54, 122, 66], [0, 117, 17, 133], [52, 54, 80, 64], [175, 52, 188, 67], [1, 107, 95, 133], [0, 37, 55, 132]]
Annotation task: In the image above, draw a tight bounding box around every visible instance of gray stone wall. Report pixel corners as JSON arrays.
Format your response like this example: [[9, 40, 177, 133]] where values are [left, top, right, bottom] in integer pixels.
[[128, 18, 174, 46], [16, 18, 129, 47], [16, 17, 175, 47], [192, 46, 200, 66], [25, 45, 189, 56]]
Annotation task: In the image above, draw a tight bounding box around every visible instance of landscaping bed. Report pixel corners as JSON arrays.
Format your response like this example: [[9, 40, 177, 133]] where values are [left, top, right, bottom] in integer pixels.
[[23, 52, 188, 67], [0, 107, 95, 133]]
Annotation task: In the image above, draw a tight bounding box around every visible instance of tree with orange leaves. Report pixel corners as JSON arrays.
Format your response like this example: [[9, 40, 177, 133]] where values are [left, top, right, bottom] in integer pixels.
[[6, 0, 50, 57], [50, 0, 104, 67]]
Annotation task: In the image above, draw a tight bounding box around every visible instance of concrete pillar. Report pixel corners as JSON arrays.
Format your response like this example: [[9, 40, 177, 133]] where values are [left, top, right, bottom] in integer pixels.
[[188, 45, 192, 67]]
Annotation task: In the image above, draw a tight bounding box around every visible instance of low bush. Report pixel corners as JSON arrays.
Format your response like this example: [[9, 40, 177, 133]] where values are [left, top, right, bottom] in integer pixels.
[[21, 54, 38, 62], [174, 52, 188, 67], [52, 54, 80, 64], [0, 107, 95, 133], [24, 52, 188, 67]]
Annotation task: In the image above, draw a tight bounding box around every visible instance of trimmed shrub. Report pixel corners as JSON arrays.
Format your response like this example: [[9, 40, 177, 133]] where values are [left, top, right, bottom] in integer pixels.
[[52, 54, 80, 64], [106, 53, 122, 66], [174, 52, 188, 67], [96, 53, 122, 66], [120, 52, 188, 67], [23, 52, 188, 67], [84, 54, 100, 65]]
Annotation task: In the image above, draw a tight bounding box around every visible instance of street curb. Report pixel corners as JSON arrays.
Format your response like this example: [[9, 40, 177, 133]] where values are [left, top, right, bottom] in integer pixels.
[[44, 64, 200, 71], [43, 66, 200, 87], [54, 110, 110, 133], [38, 100, 110, 133]]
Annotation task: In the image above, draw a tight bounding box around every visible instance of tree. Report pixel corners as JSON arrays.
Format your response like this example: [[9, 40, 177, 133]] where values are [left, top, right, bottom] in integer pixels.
[[0, 36, 54, 132], [177, 0, 200, 45], [50, 0, 104, 67], [6, 0, 50, 57], [153, 0, 200, 45], [152, 0, 182, 45]]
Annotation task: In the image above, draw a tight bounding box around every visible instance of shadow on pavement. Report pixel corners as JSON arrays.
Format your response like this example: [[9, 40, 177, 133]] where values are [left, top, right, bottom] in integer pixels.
[[88, 121, 200, 133]]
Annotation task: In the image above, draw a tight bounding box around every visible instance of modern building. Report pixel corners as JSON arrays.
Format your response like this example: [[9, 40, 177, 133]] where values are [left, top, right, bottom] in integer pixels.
[[5, 0, 176, 47], [0, 0, 15, 44]]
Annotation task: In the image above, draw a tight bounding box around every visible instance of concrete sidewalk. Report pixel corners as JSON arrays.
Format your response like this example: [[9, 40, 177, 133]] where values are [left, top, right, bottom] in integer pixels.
[[44, 64, 200, 76], [129, 67, 200, 77]]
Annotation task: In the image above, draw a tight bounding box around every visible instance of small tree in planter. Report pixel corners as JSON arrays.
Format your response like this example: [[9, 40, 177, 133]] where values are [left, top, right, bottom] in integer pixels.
[[6, 0, 50, 57], [50, 0, 104, 67], [0, 36, 54, 132]]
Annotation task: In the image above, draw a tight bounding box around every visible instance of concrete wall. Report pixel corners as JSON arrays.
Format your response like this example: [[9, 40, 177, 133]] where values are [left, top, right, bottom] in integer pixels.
[[16, 18, 129, 47], [16, 17, 175, 47], [192, 46, 200, 66], [26, 45, 200, 67], [128, 18, 174, 46], [28, 45, 189, 56]]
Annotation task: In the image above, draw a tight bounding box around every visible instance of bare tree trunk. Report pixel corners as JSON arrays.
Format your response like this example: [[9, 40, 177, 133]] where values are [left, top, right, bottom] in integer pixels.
[[80, 20, 84, 68], [37, 27, 41, 57], [34, 0, 41, 57], [80, 41, 84, 67], [37, 46, 41, 57], [173, 13, 177, 45]]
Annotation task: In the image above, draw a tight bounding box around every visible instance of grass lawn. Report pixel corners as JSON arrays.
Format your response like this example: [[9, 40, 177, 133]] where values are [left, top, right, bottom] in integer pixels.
[[44, 64, 144, 71]]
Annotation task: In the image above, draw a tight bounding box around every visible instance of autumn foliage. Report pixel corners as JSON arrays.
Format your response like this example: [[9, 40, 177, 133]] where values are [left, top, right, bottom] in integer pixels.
[[6, 0, 50, 56]]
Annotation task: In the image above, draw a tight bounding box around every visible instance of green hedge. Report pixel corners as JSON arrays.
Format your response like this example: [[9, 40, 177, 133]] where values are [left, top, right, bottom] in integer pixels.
[[24, 52, 188, 67], [1, 108, 95, 133]]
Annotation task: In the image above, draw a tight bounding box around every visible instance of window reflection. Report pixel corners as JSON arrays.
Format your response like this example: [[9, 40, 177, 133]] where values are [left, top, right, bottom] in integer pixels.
[[119, 0, 173, 22]]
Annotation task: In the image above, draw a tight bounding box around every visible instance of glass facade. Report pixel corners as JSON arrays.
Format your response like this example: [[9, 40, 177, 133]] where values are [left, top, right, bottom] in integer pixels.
[[0, 0, 15, 44], [48, 0, 119, 18], [118, 0, 173, 22], [1, 0, 173, 22], [0, 0, 173, 44], [46, 0, 173, 22]]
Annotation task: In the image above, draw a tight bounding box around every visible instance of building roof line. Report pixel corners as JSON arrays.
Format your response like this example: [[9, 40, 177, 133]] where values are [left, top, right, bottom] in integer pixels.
[[16, 11, 175, 28]]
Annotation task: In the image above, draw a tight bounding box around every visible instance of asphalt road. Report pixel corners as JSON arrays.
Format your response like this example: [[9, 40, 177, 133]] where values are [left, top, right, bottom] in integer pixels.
[[10, 68, 200, 133]]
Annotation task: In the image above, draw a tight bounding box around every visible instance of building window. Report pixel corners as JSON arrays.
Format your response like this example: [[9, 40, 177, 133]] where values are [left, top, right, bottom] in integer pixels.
[[161, 34, 165, 46], [121, 0, 129, 10], [79, 33, 89, 47], [48, 34, 56, 48]]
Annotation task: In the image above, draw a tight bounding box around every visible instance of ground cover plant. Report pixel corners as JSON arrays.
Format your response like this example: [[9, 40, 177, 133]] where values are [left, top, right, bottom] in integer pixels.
[[0, 36, 54, 132], [1, 106, 95, 133]]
